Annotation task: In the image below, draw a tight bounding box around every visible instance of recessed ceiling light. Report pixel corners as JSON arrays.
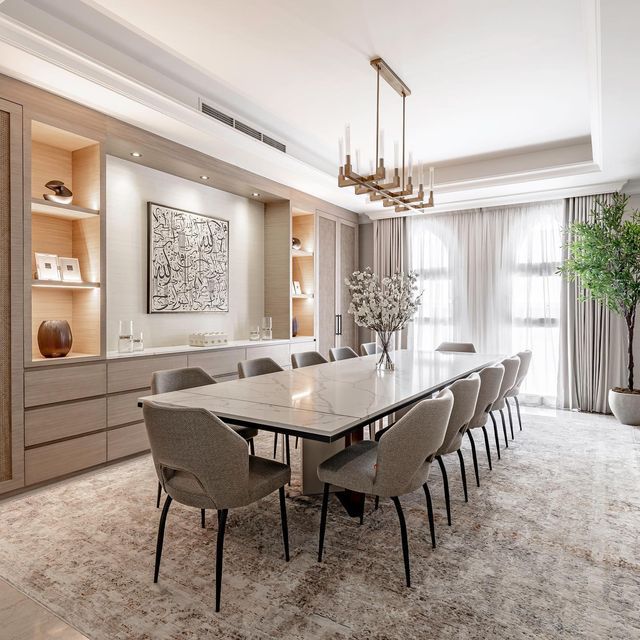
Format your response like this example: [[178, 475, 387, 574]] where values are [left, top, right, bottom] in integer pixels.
[[130, 151, 142, 157], [251, 192, 260, 197], [200, 175, 210, 181]]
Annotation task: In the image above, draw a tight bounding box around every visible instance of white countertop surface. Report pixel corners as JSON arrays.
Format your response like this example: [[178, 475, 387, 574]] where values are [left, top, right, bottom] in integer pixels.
[[139, 350, 502, 441], [107, 336, 315, 360]]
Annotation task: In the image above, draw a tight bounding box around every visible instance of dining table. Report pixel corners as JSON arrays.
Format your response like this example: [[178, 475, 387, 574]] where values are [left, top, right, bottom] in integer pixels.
[[138, 349, 501, 516]]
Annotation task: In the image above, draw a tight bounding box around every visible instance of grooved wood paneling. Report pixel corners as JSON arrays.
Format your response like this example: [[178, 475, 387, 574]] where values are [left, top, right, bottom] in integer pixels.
[[72, 216, 100, 283], [31, 140, 72, 201], [187, 348, 246, 377], [107, 389, 146, 427], [24, 363, 106, 407], [107, 354, 188, 393], [107, 422, 149, 460], [30, 213, 72, 276], [25, 432, 106, 485], [25, 397, 106, 446], [71, 144, 100, 210], [0, 110, 9, 480], [340, 222, 358, 351], [317, 214, 337, 359], [30, 287, 73, 360], [264, 201, 291, 339]]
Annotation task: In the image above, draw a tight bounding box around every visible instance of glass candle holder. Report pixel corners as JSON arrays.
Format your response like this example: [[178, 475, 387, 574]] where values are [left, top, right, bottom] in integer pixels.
[[249, 326, 261, 341], [261, 316, 272, 341], [118, 320, 133, 353], [133, 330, 144, 352]]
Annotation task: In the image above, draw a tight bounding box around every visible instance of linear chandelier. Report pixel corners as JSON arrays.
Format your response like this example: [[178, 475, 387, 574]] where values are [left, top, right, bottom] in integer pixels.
[[338, 57, 435, 213]]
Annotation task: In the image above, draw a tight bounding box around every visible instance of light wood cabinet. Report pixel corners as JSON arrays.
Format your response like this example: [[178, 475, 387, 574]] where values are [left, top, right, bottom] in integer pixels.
[[107, 390, 146, 427], [107, 354, 188, 393], [107, 422, 149, 460], [187, 348, 246, 377], [249, 344, 290, 368], [24, 362, 106, 407]]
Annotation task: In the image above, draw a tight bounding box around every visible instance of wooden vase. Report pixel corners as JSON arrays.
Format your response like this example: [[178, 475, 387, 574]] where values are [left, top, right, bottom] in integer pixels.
[[37, 320, 73, 358]]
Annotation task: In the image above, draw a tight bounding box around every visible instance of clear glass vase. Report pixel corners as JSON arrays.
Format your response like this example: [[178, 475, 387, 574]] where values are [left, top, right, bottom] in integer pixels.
[[376, 331, 395, 370]]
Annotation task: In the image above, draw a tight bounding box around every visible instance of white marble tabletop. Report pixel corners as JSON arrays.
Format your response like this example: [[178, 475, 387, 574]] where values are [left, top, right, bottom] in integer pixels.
[[138, 350, 502, 442]]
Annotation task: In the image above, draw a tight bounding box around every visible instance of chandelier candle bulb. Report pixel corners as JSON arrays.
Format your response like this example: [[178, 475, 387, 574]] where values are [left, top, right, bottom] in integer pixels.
[[394, 141, 399, 169], [345, 124, 351, 156], [379, 129, 385, 161], [429, 166, 435, 190], [355, 149, 360, 173], [338, 137, 344, 165]]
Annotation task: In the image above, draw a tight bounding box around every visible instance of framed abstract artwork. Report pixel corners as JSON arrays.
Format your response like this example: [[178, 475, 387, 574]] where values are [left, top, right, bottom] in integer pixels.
[[147, 202, 229, 313]]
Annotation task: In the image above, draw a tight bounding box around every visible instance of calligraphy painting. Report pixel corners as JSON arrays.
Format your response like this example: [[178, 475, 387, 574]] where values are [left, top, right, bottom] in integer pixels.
[[147, 202, 229, 313]]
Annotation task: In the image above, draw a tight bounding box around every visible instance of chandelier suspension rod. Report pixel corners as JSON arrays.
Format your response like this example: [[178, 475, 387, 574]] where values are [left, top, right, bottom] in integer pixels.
[[402, 92, 406, 189], [375, 63, 380, 163]]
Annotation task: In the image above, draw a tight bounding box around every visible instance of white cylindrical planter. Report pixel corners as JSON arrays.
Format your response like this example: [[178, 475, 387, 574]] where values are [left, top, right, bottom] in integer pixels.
[[608, 389, 640, 425]]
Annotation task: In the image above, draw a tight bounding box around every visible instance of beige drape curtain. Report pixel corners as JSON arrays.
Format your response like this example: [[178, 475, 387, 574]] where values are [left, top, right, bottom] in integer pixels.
[[557, 194, 625, 413], [373, 217, 405, 277]]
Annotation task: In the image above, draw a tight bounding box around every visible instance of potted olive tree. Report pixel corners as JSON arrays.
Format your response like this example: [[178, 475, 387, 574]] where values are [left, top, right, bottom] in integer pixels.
[[560, 192, 640, 424]]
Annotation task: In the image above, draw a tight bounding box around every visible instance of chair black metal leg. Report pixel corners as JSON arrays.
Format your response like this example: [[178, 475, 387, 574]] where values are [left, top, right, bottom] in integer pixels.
[[285, 435, 291, 467], [481, 425, 493, 470], [278, 486, 290, 561], [457, 449, 468, 502], [499, 409, 509, 448], [374, 495, 379, 510], [156, 482, 162, 509], [391, 496, 411, 587], [436, 456, 451, 526], [515, 395, 523, 431], [154, 495, 172, 583], [215, 509, 228, 613], [201, 509, 206, 528], [249, 438, 255, 456], [318, 483, 330, 562], [295, 436, 299, 449], [467, 430, 480, 487], [490, 412, 501, 460], [422, 483, 436, 549], [273, 433, 278, 458], [505, 399, 515, 440]]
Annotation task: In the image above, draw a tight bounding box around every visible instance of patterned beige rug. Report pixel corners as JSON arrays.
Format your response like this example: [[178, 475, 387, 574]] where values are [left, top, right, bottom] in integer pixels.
[[0, 410, 638, 640]]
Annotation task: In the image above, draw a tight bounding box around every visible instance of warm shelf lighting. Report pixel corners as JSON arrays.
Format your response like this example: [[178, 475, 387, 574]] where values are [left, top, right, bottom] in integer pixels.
[[130, 151, 142, 158], [251, 192, 260, 197], [200, 175, 210, 180], [32, 280, 99, 290]]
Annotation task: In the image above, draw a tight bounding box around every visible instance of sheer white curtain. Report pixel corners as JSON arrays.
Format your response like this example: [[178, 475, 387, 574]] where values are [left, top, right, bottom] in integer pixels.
[[408, 200, 563, 405]]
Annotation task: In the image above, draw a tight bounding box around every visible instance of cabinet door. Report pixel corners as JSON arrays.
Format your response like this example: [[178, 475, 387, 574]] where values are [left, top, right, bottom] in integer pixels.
[[316, 213, 337, 359], [338, 221, 358, 351]]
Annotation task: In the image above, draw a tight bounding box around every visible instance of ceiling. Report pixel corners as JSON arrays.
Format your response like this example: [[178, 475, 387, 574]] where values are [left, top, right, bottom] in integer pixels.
[[1, 0, 639, 216]]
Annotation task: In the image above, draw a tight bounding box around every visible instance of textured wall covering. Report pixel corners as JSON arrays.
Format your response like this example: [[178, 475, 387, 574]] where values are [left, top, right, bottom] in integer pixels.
[[0, 110, 10, 481]]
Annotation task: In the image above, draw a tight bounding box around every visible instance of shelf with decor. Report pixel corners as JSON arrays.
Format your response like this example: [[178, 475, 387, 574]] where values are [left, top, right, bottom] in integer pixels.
[[291, 209, 315, 339], [27, 120, 104, 365]]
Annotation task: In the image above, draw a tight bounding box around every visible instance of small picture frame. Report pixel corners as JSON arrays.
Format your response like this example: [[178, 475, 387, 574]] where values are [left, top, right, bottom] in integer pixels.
[[292, 281, 302, 295], [59, 257, 82, 282], [35, 252, 60, 281]]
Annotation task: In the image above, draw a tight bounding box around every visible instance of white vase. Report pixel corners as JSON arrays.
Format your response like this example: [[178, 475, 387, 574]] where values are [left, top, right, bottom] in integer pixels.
[[608, 388, 640, 425]]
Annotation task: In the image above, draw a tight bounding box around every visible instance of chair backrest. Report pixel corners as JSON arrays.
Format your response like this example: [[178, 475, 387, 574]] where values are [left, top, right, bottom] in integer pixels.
[[436, 373, 481, 455], [237, 357, 283, 378], [373, 389, 454, 496], [495, 356, 520, 403], [512, 350, 532, 390], [469, 364, 505, 427], [291, 350, 328, 369], [360, 342, 377, 356], [435, 341, 477, 353], [143, 401, 249, 509], [329, 346, 359, 362], [151, 366, 215, 395]]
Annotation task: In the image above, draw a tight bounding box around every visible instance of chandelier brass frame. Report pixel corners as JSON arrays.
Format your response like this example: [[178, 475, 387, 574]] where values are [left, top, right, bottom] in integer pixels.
[[338, 57, 434, 213]]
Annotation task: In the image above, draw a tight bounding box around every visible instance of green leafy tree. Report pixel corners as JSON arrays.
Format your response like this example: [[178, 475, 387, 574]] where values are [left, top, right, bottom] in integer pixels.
[[559, 192, 640, 392]]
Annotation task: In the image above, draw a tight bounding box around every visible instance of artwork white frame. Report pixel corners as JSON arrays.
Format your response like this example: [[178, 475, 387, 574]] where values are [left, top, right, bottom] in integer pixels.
[[58, 256, 82, 282], [147, 202, 229, 313], [293, 281, 302, 295], [35, 252, 60, 281]]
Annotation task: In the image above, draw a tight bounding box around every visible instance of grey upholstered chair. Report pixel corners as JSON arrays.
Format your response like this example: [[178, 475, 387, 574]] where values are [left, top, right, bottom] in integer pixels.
[[490, 356, 521, 448], [237, 357, 291, 465], [143, 401, 290, 612], [433, 374, 481, 525], [317, 389, 454, 586], [151, 367, 259, 516], [360, 342, 378, 356], [329, 346, 359, 361], [504, 350, 532, 432], [467, 364, 505, 466], [291, 350, 328, 369], [435, 341, 477, 353]]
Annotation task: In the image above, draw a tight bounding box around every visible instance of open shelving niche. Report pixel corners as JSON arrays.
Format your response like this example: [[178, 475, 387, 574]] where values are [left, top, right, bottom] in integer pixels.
[[291, 208, 315, 338], [29, 120, 102, 364]]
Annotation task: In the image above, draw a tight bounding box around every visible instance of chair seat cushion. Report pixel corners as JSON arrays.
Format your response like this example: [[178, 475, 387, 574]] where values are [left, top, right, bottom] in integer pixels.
[[248, 455, 291, 502], [233, 425, 259, 441], [317, 440, 378, 495]]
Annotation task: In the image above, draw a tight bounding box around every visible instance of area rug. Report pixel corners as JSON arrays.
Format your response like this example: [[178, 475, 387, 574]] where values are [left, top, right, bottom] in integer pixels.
[[0, 411, 638, 639]]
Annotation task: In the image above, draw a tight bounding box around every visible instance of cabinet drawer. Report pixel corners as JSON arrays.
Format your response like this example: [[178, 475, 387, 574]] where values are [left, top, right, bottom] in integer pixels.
[[107, 422, 149, 461], [108, 355, 188, 393], [108, 390, 147, 427], [187, 348, 246, 377], [25, 397, 106, 446], [25, 363, 106, 407], [246, 344, 290, 367], [289, 340, 317, 355], [25, 432, 106, 485]]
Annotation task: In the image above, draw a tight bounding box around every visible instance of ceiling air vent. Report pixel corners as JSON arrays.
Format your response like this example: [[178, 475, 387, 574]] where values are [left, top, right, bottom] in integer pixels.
[[263, 135, 286, 153], [200, 100, 287, 153], [200, 102, 234, 127], [234, 120, 262, 141]]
